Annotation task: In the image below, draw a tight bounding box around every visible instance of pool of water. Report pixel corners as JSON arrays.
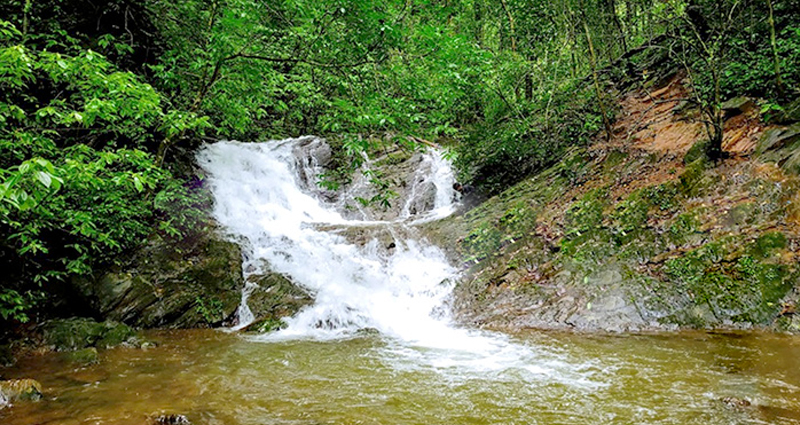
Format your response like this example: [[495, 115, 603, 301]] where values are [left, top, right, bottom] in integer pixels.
[[2, 329, 799, 425]]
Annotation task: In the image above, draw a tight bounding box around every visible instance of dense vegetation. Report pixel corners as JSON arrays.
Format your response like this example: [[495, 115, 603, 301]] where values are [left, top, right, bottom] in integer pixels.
[[1, 0, 798, 326]]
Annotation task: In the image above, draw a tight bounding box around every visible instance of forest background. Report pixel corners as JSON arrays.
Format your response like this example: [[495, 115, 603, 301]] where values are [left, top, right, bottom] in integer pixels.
[[1, 0, 798, 327]]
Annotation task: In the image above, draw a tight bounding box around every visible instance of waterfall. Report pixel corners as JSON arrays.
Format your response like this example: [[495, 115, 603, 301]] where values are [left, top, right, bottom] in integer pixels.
[[197, 138, 605, 386], [197, 138, 459, 340]]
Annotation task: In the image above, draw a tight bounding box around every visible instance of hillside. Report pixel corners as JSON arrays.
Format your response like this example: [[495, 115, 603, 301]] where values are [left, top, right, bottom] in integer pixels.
[[426, 72, 800, 332]]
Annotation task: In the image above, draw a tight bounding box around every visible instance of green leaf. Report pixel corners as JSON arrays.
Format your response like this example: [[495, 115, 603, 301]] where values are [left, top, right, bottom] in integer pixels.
[[35, 171, 52, 188], [133, 176, 144, 192]]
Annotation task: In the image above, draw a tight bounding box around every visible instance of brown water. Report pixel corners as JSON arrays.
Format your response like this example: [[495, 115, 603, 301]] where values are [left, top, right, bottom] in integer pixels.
[[2, 329, 800, 425]]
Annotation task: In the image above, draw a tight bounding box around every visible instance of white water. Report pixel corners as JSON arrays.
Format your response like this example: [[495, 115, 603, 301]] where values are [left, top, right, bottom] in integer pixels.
[[197, 138, 605, 386]]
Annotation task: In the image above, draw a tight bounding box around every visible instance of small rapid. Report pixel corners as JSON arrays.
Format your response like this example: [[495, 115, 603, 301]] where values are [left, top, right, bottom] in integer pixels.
[[197, 138, 602, 384]]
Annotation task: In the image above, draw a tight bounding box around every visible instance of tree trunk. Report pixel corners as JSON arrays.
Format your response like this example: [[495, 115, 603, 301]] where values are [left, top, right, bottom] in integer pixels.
[[584, 20, 612, 141], [766, 0, 784, 97], [499, 0, 517, 51]]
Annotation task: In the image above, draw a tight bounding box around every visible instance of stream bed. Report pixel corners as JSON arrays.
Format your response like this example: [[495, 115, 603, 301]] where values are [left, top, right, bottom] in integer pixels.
[[2, 329, 800, 424]]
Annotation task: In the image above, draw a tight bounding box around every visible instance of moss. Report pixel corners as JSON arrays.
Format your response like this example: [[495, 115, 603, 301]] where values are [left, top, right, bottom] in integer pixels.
[[668, 212, 701, 245], [644, 182, 680, 213], [62, 347, 99, 365], [373, 149, 414, 167], [678, 159, 710, 197], [658, 234, 795, 327], [749, 232, 787, 259], [684, 139, 712, 165], [463, 222, 503, 262], [43, 318, 136, 351], [601, 149, 628, 174], [564, 188, 608, 236], [610, 192, 649, 242], [96, 322, 136, 348]]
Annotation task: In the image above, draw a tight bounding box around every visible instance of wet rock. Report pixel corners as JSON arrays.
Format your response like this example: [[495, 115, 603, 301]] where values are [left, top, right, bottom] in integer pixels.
[[151, 414, 191, 425], [42, 317, 136, 351], [0, 379, 43, 402], [71, 232, 244, 328], [720, 396, 752, 408], [62, 347, 99, 365], [721, 96, 755, 118], [293, 136, 333, 168], [243, 272, 313, 333]]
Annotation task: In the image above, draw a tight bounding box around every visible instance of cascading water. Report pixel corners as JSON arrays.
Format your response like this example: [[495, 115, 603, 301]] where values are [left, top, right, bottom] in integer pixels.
[[197, 137, 604, 384]]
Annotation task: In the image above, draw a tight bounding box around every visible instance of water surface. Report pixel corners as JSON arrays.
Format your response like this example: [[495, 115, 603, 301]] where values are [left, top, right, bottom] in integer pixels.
[[2, 329, 799, 424]]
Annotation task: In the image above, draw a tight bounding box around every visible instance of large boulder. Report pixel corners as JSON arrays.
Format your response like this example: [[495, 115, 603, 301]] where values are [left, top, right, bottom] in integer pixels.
[[72, 232, 244, 328]]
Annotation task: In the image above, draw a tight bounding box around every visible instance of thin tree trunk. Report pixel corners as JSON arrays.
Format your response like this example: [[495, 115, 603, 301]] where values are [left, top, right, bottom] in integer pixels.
[[607, 0, 629, 54], [766, 0, 784, 97], [23, 0, 32, 35], [499, 0, 517, 51], [584, 21, 612, 141]]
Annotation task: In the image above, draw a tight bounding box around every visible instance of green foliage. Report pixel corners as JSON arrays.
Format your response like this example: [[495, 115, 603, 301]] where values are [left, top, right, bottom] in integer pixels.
[[0, 18, 208, 322], [195, 295, 225, 324]]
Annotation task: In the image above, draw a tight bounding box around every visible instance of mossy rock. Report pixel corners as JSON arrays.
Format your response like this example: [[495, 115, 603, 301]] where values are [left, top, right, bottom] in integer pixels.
[[43, 317, 107, 351], [0, 345, 14, 367], [774, 97, 800, 124], [678, 158, 712, 196], [96, 322, 136, 348], [244, 272, 313, 332], [684, 139, 712, 165], [755, 124, 800, 156], [43, 318, 136, 351], [720, 96, 755, 117], [71, 232, 244, 329], [244, 317, 287, 334], [62, 347, 99, 365]]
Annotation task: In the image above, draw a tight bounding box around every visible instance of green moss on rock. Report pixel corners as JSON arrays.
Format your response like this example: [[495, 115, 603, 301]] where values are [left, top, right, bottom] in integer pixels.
[[43, 318, 137, 351], [71, 232, 244, 329], [62, 347, 99, 365]]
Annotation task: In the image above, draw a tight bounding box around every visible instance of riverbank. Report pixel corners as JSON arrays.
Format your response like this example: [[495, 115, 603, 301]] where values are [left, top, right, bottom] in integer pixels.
[[425, 72, 800, 333]]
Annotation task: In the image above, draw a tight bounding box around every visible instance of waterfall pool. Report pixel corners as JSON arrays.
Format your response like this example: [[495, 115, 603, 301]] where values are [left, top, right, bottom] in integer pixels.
[[2, 329, 800, 424]]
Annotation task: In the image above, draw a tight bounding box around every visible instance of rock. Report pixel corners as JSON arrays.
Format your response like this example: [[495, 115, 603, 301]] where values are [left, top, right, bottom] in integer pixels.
[[755, 123, 800, 156], [151, 414, 191, 425], [720, 396, 752, 408], [721, 96, 755, 118], [0, 345, 14, 367], [774, 97, 800, 124], [0, 379, 43, 402], [62, 347, 99, 365], [684, 139, 712, 165], [243, 272, 313, 333], [71, 232, 244, 328], [96, 321, 136, 348], [43, 317, 107, 351], [42, 317, 136, 351]]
